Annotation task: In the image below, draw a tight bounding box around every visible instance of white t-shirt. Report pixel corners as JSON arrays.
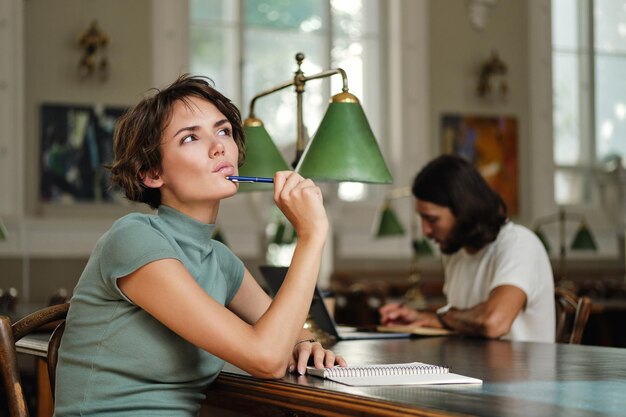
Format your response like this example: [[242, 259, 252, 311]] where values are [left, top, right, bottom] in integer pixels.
[[440, 221, 555, 343]]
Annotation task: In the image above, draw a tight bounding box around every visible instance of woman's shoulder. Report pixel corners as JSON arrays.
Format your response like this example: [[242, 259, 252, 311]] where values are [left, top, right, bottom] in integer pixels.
[[102, 212, 164, 245], [111, 211, 156, 229]]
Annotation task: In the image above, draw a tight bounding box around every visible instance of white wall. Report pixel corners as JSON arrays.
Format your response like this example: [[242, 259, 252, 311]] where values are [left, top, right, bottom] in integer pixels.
[[0, 0, 621, 301]]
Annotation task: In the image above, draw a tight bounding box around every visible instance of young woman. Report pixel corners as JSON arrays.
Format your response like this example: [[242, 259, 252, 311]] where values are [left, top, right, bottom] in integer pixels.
[[54, 74, 345, 416]]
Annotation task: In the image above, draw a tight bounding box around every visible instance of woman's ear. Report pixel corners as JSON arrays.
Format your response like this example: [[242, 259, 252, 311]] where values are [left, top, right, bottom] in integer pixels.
[[141, 171, 163, 189]]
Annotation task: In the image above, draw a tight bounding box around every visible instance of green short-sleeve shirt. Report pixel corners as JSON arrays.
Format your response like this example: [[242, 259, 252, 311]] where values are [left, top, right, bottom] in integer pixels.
[[54, 205, 244, 417]]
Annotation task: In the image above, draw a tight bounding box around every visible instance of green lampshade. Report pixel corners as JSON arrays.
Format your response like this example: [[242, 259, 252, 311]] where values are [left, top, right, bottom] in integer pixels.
[[412, 238, 434, 256], [238, 118, 291, 191], [570, 223, 598, 250], [296, 93, 393, 183], [0, 218, 6, 241], [373, 204, 405, 238], [211, 227, 228, 246], [269, 220, 297, 245], [533, 227, 551, 254]]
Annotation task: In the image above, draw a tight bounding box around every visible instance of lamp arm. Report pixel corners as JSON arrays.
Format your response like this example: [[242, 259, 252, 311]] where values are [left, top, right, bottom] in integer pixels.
[[248, 79, 296, 119], [247, 67, 349, 119], [300, 68, 349, 93]]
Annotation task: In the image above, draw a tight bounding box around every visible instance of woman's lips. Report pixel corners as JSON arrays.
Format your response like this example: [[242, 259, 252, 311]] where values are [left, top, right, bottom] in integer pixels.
[[213, 162, 235, 175]]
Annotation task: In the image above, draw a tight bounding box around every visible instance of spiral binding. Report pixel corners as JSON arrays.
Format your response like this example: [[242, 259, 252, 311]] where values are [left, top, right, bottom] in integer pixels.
[[324, 363, 449, 378]]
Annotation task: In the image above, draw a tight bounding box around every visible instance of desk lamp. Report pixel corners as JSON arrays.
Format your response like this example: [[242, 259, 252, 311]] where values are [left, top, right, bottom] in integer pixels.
[[237, 52, 393, 192], [237, 53, 394, 341], [373, 187, 434, 309], [533, 208, 598, 281]]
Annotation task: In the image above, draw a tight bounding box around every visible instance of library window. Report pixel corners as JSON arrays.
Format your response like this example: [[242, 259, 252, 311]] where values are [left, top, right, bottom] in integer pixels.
[[552, 0, 626, 205]]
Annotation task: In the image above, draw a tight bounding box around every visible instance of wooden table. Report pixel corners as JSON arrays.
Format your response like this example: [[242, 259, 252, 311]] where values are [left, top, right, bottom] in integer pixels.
[[18, 335, 626, 417], [204, 337, 626, 417]]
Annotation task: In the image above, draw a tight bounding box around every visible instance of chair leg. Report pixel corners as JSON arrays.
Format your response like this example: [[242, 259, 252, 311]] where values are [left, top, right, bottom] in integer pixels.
[[0, 316, 30, 417]]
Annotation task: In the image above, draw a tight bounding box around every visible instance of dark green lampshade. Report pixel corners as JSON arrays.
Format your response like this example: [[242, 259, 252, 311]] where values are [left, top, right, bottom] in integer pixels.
[[211, 227, 228, 247], [0, 218, 6, 241], [570, 223, 598, 250], [237, 118, 290, 192], [412, 238, 434, 256], [296, 92, 393, 183], [270, 220, 297, 245], [533, 227, 551, 254], [373, 204, 405, 238]]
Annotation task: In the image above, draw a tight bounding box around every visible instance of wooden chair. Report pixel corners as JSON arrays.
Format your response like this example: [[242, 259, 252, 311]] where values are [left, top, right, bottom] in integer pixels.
[[555, 287, 592, 344], [0, 303, 69, 417]]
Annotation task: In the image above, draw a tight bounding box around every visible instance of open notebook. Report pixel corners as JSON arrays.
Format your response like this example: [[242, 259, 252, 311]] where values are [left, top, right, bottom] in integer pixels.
[[260, 266, 411, 340], [376, 324, 457, 336], [306, 362, 482, 386]]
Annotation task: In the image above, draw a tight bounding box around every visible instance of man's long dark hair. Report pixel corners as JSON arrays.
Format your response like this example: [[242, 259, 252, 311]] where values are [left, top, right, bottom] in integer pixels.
[[412, 155, 507, 251]]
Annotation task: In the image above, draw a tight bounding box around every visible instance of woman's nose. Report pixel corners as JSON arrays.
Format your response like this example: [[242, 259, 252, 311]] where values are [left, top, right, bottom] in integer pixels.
[[209, 139, 225, 157]]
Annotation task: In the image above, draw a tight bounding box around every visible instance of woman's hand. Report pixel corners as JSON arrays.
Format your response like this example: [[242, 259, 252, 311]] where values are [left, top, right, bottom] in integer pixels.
[[273, 171, 328, 242], [289, 340, 347, 375]]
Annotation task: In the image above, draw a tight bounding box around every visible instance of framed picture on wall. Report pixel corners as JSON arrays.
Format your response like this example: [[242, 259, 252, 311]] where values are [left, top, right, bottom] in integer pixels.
[[39, 103, 127, 204], [440, 114, 519, 216]]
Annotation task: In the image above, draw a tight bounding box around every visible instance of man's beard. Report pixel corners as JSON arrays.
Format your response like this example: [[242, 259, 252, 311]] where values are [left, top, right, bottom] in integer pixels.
[[438, 222, 465, 255]]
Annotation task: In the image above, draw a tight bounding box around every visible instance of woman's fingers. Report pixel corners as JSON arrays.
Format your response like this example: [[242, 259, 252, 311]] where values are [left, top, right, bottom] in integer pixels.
[[272, 171, 327, 240]]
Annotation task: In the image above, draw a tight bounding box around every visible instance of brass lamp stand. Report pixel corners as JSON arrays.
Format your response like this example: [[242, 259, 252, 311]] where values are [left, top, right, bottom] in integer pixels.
[[373, 187, 433, 309], [533, 208, 598, 282]]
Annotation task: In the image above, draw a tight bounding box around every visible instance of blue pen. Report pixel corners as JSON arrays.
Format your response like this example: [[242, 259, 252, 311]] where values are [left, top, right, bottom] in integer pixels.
[[226, 175, 274, 183]]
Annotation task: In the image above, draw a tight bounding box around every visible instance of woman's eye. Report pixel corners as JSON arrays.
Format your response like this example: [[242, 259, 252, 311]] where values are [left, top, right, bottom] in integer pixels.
[[217, 127, 232, 137], [181, 135, 195, 144]]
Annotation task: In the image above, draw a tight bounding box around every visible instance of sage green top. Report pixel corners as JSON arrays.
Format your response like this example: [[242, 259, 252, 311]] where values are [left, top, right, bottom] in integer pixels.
[[54, 205, 244, 416]]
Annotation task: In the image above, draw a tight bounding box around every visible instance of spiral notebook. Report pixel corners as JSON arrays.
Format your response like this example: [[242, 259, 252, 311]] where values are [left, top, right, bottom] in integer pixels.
[[306, 362, 482, 386]]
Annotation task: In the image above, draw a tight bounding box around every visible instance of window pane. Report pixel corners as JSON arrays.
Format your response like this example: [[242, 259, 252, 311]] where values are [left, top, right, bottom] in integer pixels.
[[595, 55, 626, 160], [331, 0, 379, 38], [243, 29, 325, 150], [552, 0, 579, 50], [555, 169, 586, 205], [245, 0, 325, 32], [190, 0, 235, 23], [331, 38, 364, 99], [595, 0, 626, 53], [553, 52, 581, 165], [189, 26, 238, 98]]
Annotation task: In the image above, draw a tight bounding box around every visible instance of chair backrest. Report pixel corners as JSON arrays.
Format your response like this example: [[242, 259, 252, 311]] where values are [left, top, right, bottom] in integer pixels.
[[555, 287, 592, 344], [0, 303, 69, 417]]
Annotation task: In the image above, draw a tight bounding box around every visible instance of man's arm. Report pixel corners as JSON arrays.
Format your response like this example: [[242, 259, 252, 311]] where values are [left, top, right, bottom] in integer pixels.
[[439, 285, 527, 338]]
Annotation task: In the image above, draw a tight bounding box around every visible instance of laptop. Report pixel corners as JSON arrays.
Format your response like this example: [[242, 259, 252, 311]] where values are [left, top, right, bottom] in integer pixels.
[[260, 266, 411, 341]]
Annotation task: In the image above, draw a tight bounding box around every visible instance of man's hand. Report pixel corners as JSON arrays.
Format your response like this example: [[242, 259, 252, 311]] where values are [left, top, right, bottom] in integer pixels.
[[379, 303, 444, 328], [379, 303, 419, 325]]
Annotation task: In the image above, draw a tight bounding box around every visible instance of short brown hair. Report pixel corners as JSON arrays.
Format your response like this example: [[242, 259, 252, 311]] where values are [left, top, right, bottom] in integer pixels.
[[108, 74, 245, 209]]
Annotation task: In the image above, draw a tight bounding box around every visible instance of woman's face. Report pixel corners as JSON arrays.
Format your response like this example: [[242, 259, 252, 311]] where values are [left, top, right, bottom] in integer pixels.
[[145, 96, 240, 220]]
